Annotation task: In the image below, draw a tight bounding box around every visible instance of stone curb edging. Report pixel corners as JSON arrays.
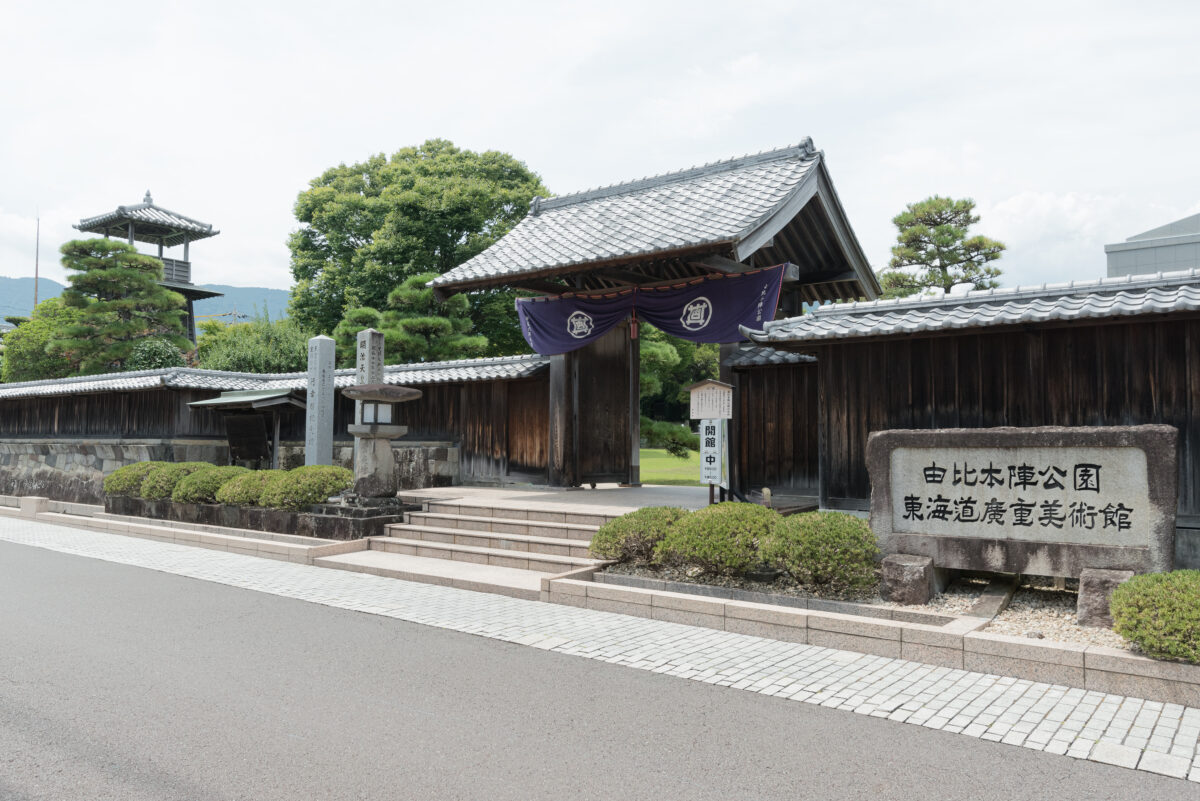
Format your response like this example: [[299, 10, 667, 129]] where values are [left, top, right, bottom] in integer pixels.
[[1, 496, 366, 565], [592, 571, 955, 626], [542, 570, 1200, 708]]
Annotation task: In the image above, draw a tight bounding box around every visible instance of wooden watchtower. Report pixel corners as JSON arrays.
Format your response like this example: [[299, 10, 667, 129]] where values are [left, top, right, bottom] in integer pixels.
[[74, 191, 223, 341]]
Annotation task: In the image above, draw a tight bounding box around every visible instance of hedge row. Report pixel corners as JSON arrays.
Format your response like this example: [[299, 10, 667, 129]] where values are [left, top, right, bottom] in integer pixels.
[[590, 503, 879, 597], [103, 461, 354, 511]]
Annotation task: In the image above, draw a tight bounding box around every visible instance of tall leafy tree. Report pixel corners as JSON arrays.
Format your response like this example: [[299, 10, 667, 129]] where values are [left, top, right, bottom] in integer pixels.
[[330, 272, 488, 367], [638, 324, 720, 422], [0, 298, 86, 383], [875, 196, 1006, 299], [196, 315, 311, 373], [288, 139, 549, 337], [54, 240, 189, 373]]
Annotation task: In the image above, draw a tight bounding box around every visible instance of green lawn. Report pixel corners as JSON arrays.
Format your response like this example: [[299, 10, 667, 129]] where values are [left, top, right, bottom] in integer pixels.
[[639, 448, 705, 486]]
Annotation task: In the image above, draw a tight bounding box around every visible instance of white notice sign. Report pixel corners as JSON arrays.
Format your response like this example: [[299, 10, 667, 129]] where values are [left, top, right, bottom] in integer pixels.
[[699, 418, 728, 488]]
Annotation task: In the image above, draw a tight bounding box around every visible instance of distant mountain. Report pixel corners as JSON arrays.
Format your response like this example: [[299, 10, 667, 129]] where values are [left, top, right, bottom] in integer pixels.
[[193, 285, 291, 322], [0, 276, 290, 322], [0, 277, 63, 320]]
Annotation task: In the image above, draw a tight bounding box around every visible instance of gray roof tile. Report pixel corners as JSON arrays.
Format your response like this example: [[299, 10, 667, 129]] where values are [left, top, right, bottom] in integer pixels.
[[745, 269, 1200, 346], [430, 142, 821, 289], [0, 355, 548, 400], [723, 346, 815, 368]]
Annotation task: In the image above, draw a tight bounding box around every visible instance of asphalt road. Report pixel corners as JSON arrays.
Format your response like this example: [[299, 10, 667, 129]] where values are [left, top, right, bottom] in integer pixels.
[[0, 540, 1194, 801]]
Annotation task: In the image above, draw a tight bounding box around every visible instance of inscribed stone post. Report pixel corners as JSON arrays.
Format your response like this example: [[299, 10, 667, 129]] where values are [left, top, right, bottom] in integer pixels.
[[354, 329, 385, 420], [304, 335, 335, 466], [354, 328, 385, 470]]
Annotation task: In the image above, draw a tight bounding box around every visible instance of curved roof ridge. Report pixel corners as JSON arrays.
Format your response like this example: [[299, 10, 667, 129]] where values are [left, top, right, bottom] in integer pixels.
[[0, 354, 549, 392], [533, 139, 817, 214], [807, 267, 1200, 319]]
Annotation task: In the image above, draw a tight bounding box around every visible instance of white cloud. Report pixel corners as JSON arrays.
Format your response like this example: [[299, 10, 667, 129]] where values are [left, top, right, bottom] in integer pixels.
[[1, 0, 1198, 297]]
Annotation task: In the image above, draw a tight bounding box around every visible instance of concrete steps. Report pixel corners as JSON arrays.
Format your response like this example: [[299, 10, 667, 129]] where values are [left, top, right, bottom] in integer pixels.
[[404, 511, 599, 542], [371, 536, 595, 573], [312, 499, 614, 599], [384, 523, 594, 559], [313, 550, 544, 600]]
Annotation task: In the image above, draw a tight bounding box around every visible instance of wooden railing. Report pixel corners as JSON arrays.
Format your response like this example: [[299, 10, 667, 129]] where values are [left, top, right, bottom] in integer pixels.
[[160, 258, 191, 284]]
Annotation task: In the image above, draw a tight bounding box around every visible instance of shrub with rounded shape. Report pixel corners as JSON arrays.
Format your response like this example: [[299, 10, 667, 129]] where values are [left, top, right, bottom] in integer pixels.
[[1111, 571, 1200, 663], [259, 465, 354, 511], [761, 511, 879, 597], [589, 507, 690, 563], [654, 502, 781, 576], [171, 465, 251, 504], [215, 470, 286, 507], [103, 461, 168, 497], [139, 462, 215, 501]]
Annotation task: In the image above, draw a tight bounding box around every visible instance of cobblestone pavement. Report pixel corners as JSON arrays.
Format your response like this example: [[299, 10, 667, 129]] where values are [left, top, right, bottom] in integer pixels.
[[2, 514, 1198, 784]]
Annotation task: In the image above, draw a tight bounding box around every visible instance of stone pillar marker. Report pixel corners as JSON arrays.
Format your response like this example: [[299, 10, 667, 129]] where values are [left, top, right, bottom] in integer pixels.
[[354, 328, 385, 467], [304, 335, 335, 466]]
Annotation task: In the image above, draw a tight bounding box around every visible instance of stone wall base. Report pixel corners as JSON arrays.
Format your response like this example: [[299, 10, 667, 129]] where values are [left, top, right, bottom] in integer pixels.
[[0, 438, 462, 504]]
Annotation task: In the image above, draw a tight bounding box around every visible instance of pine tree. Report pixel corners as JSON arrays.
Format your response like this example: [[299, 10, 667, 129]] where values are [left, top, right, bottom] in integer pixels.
[[331, 272, 488, 366], [54, 239, 189, 373], [876, 196, 1006, 299]]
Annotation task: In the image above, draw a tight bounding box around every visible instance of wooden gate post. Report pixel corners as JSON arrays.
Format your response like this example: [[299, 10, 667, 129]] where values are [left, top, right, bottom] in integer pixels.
[[548, 352, 578, 486]]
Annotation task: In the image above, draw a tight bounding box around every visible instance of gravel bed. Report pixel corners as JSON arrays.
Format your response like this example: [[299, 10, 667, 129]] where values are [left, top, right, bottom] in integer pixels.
[[875, 576, 989, 615], [987, 583, 1131, 649]]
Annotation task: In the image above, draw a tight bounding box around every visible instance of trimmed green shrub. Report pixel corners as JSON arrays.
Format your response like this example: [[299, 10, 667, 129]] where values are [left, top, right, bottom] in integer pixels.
[[139, 462, 215, 501], [1111, 571, 1200, 663], [171, 465, 250, 504], [762, 511, 879, 597], [215, 469, 286, 507], [103, 461, 168, 496], [640, 416, 700, 458], [590, 506, 690, 563], [654, 502, 782, 576], [259, 465, 354, 511]]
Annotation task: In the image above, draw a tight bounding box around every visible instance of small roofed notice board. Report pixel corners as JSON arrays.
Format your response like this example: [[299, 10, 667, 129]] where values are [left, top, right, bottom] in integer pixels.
[[688, 380, 733, 420], [866, 426, 1178, 577]]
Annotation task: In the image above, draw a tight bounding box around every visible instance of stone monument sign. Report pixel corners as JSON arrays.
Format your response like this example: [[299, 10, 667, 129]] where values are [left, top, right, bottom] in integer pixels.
[[304, 335, 335, 466], [867, 426, 1178, 577]]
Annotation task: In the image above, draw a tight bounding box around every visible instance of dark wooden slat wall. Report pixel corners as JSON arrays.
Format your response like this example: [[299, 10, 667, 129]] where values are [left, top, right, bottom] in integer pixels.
[[733, 362, 820, 494], [0, 375, 551, 482], [0, 389, 228, 439], [809, 319, 1200, 515]]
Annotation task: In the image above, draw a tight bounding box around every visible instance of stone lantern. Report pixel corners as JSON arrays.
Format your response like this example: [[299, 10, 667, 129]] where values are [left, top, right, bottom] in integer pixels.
[[340, 383, 422, 497]]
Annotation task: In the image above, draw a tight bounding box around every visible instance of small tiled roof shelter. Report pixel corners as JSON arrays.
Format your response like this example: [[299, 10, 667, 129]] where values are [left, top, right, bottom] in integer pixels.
[[74, 192, 222, 341], [431, 140, 880, 486], [736, 270, 1200, 568]]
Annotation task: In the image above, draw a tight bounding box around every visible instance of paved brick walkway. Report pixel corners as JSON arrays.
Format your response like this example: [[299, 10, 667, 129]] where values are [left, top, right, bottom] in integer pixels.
[[2, 514, 1198, 784]]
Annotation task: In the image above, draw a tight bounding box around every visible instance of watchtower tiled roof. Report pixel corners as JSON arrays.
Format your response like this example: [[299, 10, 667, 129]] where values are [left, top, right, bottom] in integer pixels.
[[75, 191, 219, 248]]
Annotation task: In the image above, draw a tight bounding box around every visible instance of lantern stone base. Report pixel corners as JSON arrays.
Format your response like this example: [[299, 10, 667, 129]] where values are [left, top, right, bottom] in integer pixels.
[[352, 426, 408, 498]]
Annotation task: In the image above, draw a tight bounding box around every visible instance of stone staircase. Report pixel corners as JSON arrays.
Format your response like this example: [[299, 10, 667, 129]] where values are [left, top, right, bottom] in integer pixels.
[[313, 498, 616, 600]]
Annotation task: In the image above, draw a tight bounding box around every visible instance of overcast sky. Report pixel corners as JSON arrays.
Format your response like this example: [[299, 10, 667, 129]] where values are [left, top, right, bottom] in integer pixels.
[[2, 0, 1197, 296]]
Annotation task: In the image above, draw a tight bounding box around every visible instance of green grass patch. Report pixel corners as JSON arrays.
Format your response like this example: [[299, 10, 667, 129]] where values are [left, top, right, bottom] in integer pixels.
[[639, 448, 705, 487]]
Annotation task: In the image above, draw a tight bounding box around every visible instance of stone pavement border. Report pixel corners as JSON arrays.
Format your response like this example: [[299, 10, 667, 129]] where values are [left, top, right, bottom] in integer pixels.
[[0, 513, 1197, 784]]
